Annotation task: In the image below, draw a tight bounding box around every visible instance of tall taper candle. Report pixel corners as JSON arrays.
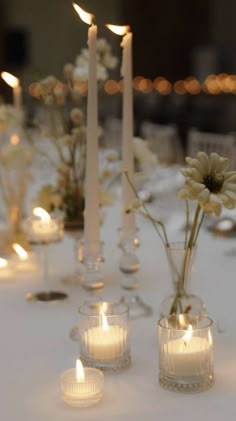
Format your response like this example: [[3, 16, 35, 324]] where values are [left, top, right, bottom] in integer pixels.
[[84, 23, 100, 248], [121, 30, 135, 234], [73, 4, 100, 251]]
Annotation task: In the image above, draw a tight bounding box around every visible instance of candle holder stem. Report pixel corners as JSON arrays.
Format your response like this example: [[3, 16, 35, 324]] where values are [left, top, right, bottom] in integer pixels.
[[118, 228, 152, 319], [80, 241, 104, 291]]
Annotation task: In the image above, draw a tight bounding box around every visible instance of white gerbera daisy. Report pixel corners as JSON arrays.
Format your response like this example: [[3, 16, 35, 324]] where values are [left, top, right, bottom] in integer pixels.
[[179, 151, 236, 216]]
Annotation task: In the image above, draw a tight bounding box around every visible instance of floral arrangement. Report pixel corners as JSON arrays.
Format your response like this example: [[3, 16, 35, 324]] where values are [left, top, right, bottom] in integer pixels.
[[0, 104, 24, 132], [127, 151, 236, 316], [0, 140, 33, 249], [29, 38, 118, 229]]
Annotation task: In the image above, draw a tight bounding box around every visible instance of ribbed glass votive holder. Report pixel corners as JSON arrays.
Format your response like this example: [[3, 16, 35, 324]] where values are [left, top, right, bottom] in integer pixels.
[[79, 301, 131, 372], [61, 367, 104, 408], [158, 315, 214, 393]]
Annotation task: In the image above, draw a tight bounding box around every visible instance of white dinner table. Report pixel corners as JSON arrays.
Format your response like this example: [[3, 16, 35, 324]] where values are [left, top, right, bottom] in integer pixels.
[[0, 164, 236, 421]]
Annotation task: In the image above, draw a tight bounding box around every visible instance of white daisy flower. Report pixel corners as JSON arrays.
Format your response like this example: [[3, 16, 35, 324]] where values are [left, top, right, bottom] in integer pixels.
[[179, 151, 236, 216]]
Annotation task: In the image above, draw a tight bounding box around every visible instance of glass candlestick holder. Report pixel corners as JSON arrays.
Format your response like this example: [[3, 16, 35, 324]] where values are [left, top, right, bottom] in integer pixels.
[[23, 209, 67, 302], [79, 240, 104, 291], [158, 315, 214, 393], [118, 227, 152, 319], [78, 301, 131, 372]]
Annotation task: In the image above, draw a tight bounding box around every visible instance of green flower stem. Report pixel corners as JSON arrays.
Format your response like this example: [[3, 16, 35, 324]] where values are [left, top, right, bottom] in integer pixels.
[[184, 200, 190, 248], [124, 171, 170, 247], [187, 203, 201, 249]]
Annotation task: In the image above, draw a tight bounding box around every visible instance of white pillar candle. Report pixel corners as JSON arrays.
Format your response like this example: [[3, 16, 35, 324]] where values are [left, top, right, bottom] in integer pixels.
[[1, 71, 22, 110], [85, 324, 128, 362], [164, 335, 212, 377], [73, 4, 100, 251], [106, 25, 135, 235]]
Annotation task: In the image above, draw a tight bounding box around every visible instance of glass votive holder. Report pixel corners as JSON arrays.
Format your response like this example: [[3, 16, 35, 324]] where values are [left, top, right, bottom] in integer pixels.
[[61, 366, 104, 408], [79, 301, 131, 372], [158, 315, 214, 393]]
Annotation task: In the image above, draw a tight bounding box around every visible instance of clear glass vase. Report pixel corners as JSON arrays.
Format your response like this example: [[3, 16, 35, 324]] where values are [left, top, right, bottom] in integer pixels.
[[160, 242, 206, 318]]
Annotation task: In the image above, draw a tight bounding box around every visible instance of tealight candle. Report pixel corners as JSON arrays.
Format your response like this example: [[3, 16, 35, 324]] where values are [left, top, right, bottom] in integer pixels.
[[79, 301, 131, 371], [12, 243, 37, 272], [60, 359, 104, 408], [158, 315, 214, 393]]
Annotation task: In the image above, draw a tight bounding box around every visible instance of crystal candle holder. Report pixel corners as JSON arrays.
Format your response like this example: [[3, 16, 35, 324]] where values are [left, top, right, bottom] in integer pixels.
[[158, 315, 214, 393], [79, 240, 104, 291], [79, 301, 131, 372], [61, 366, 104, 408]]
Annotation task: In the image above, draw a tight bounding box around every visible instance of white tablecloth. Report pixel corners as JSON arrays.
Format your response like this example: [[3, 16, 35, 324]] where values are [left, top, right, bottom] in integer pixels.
[[1, 185, 236, 421]]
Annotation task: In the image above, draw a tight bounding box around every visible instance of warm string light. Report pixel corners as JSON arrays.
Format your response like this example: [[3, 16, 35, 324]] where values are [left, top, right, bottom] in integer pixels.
[[103, 73, 236, 95]]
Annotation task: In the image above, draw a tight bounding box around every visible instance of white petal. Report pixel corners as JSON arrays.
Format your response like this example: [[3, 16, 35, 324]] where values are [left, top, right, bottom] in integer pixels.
[[197, 188, 210, 203], [223, 182, 236, 192], [181, 167, 202, 181], [196, 152, 209, 173], [218, 193, 235, 209], [185, 157, 207, 176], [224, 173, 236, 182]]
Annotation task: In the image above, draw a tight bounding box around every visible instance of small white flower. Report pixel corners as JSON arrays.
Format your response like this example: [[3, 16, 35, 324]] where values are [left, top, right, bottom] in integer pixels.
[[179, 151, 236, 216], [70, 108, 84, 125], [63, 63, 74, 79]]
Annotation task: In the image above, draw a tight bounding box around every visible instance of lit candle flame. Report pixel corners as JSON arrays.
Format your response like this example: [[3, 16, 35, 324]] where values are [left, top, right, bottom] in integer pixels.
[[183, 324, 193, 343], [33, 207, 51, 223], [106, 24, 130, 36], [72, 3, 94, 25], [1, 71, 20, 88], [101, 302, 108, 331], [178, 314, 188, 329], [76, 359, 85, 382], [0, 258, 8, 269], [12, 243, 28, 261], [10, 134, 20, 145]]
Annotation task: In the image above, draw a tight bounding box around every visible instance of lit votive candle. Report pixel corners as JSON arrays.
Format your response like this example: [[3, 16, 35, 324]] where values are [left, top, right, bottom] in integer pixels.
[[23, 207, 63, 244], [60, 359, 104, 408], [158, 315, 214, 393], [0, 257, 14, 280], [79, 301, 131, 371], [12, 243, 37, 272]]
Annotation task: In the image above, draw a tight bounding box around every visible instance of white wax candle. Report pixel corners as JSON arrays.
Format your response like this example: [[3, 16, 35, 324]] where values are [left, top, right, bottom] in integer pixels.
[[13, 85, 22, 110], [121, 31, 135, 234], [85, 325, 128, 362], [61, 365, 104, 407], [164, 336, 212, 377], [1, 72, 22, 110], [84, 23, 100, 249], [31, 218, 58, 242]]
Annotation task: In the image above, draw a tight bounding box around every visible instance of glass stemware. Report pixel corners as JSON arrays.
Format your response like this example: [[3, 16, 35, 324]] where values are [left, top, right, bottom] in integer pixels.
[[23, 210, 67, 302]]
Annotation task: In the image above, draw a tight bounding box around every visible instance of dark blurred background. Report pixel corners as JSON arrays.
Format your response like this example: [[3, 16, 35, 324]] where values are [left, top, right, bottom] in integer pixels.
[[1, 0, 236, 147]]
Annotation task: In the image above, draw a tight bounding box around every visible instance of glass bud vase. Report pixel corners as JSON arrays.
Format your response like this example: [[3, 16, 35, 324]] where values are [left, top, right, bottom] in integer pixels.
[[159, 242, 206, 318]]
